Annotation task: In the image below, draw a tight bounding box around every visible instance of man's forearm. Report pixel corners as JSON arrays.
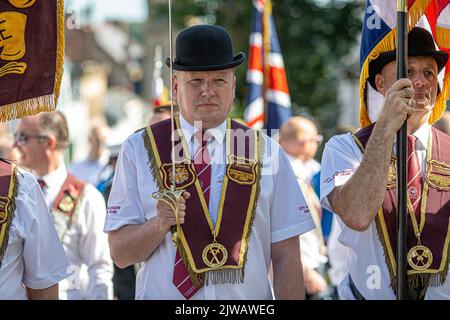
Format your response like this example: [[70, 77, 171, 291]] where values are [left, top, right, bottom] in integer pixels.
[[27, 284, 59, 300], [330, 121, 395, 231], [109, 217, 168, 268], [272, 237, 305, 300]]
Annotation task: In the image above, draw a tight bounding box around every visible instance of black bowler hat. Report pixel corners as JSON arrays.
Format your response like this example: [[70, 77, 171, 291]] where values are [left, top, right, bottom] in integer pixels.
[[368, 27, 449, 89], [166, 24, 245, 71]]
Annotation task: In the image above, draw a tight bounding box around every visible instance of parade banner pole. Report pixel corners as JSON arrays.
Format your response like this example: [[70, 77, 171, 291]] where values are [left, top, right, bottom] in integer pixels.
[[396, 0, 408, 300]]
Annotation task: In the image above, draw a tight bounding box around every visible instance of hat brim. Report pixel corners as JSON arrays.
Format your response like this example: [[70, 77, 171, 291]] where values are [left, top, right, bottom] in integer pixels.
[[368, 50, 449, 89], [166, 52, 245, 71]]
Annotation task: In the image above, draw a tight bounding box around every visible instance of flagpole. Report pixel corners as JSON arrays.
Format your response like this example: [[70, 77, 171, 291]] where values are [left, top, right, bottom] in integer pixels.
[[396, 0, 408, 300], [262, 0, 272, 129]]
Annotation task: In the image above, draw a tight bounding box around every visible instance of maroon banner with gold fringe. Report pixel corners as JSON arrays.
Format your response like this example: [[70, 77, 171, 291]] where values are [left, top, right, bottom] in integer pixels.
[[0, 0, 64, 122]]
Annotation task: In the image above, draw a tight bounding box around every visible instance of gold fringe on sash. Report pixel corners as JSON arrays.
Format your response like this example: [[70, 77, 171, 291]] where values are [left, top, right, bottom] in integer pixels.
[[205, 269, 245, 286], [374, 213, 397, 290], [0, 165, 19, 268], [141, 128, 164, 190], [235, 131, 265, 281]]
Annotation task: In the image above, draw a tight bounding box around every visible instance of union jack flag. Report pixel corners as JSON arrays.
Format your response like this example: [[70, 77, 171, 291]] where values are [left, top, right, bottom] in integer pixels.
[[360, 0, 450, 128], [244, 0, 292, 132]]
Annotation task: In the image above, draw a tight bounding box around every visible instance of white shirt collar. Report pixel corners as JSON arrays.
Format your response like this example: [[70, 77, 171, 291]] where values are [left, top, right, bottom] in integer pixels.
[[411, 122, 430, 150], [179, 114, 227, 145], [37, 161, 68, 187]]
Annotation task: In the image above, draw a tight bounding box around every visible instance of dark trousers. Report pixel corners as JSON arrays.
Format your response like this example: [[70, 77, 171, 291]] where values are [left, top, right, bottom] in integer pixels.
[[113, 264, 136, 300]]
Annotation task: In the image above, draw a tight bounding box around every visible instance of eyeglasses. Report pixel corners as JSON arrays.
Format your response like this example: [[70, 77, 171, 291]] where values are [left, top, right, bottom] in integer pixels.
[[14, 132, 49, 146], [314, 135, 324, 145], [302, 135, 323, 146]]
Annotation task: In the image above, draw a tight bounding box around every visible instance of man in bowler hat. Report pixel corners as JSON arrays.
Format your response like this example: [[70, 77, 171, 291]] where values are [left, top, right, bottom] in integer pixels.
[[104, 24, 315, 299], [321, 27, 450, 299]]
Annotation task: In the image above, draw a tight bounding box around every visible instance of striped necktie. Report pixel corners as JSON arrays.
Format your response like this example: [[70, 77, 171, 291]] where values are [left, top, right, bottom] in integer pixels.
[[172, 130, 211, 299], [407, 135, 423, 214]]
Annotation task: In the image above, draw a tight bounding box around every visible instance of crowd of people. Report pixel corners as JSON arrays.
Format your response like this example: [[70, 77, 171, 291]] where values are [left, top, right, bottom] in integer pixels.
[[1, 23, 450, 300]]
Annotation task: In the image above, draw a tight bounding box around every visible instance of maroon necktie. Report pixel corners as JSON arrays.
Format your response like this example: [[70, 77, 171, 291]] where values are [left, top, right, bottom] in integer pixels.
[[172, 131, 211, 299], [407, 135, 423, 214], [37, 178, 46, 191]]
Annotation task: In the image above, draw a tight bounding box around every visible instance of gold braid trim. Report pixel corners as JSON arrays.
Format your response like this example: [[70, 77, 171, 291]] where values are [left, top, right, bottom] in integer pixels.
[[54, 0, 65, 107], [236, 130, 265, 282], [0, 165, 19, 268], [374, 210, 397, 290]]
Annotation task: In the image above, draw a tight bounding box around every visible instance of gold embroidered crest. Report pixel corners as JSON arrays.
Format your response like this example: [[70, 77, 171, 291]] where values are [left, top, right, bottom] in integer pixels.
[[0, 195, 10, 224], [58, 194, 74, 213], [161, 162, 196, 190], [425, 160, 450, 191], [227, 155, 257, 185]]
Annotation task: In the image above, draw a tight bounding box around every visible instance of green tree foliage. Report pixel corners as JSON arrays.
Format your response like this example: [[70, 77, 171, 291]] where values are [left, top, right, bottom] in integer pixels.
[[151, 0, 364, 131]]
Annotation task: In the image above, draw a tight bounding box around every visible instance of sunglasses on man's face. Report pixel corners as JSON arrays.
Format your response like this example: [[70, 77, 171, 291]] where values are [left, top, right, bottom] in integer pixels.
[[14, 132, 49, 146]]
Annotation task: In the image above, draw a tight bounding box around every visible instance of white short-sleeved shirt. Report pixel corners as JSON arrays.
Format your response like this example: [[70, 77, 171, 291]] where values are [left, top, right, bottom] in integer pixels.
[[0, 168, 70, 300], [320, 124, 450, 299], [37, 163, 113, 300], [105, 116, 315, 300]]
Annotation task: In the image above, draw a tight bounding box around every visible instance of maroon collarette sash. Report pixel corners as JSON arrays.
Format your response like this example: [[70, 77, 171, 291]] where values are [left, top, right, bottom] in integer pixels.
[[353, 123, 450, 295], [0, 159, 18, 269], [51, 174, 86, 241], [142, 117, 264, 285]]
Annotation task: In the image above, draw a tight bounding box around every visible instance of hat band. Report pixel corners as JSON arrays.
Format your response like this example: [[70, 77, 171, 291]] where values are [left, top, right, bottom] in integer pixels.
[[176, 53, 235, 67]]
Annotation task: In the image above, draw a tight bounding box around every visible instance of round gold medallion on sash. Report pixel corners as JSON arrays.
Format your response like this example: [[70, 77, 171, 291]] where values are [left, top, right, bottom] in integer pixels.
[[202, 243, 228, 268], [407, 244, 433, 271]]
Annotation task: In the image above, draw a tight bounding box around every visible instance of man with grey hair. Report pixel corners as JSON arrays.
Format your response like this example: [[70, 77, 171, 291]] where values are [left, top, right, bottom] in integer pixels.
[[14, 111, 113, 300]]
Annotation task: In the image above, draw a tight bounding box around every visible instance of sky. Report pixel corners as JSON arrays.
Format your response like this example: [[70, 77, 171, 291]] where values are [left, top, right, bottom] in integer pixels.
[[65, 0, 148, 24]]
